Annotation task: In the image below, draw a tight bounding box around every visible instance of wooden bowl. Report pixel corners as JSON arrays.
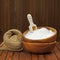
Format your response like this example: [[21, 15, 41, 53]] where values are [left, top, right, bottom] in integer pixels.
[[23, 26, 57, 43], [23, 41, 56, 53]]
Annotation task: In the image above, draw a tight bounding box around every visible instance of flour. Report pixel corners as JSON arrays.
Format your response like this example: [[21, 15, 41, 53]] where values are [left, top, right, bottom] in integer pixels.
[[25, 27, 55, 40]]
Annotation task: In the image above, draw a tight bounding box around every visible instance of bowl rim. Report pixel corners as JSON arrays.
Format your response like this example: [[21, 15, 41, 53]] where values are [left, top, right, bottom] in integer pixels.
[[23, 41, 57, 44], [23, 26, 57, 42]]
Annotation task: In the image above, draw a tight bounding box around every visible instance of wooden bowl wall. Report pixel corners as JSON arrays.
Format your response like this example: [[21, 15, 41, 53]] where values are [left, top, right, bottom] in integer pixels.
[[23, 26, 57, 53], [23, 41, 56, 53]]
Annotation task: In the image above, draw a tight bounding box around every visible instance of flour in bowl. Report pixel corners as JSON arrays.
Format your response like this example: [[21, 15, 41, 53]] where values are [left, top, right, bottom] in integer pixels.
[[25, 27, 55, 40]]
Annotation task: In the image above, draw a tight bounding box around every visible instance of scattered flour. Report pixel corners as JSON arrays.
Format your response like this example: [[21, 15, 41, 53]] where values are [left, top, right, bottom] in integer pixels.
[[25, 27, 55, 40]]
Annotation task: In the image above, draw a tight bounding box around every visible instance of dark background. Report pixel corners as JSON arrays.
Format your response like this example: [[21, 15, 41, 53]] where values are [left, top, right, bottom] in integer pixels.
[[0, 0, 60, 43]]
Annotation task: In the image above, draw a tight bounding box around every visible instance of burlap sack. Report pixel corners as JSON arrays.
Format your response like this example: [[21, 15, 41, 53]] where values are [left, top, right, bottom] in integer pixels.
[[0, 29, 23, 51]]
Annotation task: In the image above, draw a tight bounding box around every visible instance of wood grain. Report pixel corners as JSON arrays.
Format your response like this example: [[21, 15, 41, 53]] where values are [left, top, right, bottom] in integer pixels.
[[0, 43, 60, 60], [0, 0, 60, 42], [6, 51, 13, 60], [0, 51, 8, 60]]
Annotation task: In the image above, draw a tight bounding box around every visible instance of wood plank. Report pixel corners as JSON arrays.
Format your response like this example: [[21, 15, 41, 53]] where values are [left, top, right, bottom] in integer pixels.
[[25, 52, 31, 60], [15, 0, 23, 31], [54, 45, 60, 60], [19, 52, 26, 60], [3, 0, 10, 31], [42, 0, 46, 26], [12, 52, 19, 60], [0, 51, 8, 60], [6, 51, 13, 60], [9, 0, 17, 29], [56, 42, 60, 50], [39, 55, 45, 60], [31, 53, 38, 60], [49, 53, 57, 60], [44, 54, 52, 60], [0, 51, 3, 56]]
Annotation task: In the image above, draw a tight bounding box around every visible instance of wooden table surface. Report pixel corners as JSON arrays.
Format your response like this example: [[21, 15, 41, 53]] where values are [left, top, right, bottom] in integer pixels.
[[0, 43, 60, 60]]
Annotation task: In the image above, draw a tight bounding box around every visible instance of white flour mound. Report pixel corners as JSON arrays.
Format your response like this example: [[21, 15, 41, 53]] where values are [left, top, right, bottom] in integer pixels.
[[25, 27, 55, 40]]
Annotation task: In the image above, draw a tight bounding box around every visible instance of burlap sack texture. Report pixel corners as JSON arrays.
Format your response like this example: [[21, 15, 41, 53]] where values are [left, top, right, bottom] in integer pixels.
[[0, 29, 23, 51]]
